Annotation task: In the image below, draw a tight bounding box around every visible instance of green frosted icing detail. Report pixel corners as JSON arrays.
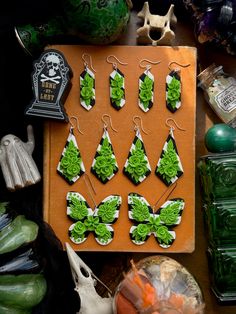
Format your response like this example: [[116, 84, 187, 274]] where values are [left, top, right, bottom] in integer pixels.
[[71, 221, 87, 241], [167, 76, 181, 109], [155, 225, 173, 244], [139, 75, 153, 109], [130, 197, 150, 222], [97, 197, 119, 223], [125, 139, 149, 183], [93, 136, 117, 182], [80, 72, 94, 106], [159, 201, 183, 225], [95, 224, 112, 243], [0, 216, 38, 254], [132, 224, 150, 242], [67, 193, 88, 220], [111, 73, 124, 107], [156, 139, 180, 183], [60, 140, 82, 181]]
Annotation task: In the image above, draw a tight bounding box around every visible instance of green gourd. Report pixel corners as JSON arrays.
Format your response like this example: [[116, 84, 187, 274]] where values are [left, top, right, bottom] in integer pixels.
[[0, 274, 47, 311], [205, 123, 236, 153], [0, 215, 39, 254], [0, 304, 31, 314]]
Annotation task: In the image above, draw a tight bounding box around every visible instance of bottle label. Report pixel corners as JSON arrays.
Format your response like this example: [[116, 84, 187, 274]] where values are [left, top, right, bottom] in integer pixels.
[[215, 84, 236, 113]]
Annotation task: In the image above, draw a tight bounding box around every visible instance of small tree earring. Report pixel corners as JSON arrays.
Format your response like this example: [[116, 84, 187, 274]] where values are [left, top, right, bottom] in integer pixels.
[[91, 114, 119, 183], [106, 55, 127, 110], [166, 61, 190, 113], [80, 53, 96, 111], [57, 116, 85, 184], [155, 118, 185, 186], [123, 116, 151, 185], [138, 58, 161, 112]]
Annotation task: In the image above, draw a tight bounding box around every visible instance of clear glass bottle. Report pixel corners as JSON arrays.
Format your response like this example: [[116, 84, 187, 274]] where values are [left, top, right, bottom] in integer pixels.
[[198, 64, 236, 127]]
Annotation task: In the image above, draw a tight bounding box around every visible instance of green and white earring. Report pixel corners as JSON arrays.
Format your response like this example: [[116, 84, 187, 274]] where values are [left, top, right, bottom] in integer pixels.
[[91, 114, 119, 183], [155, 118, 185, 186], [106, 55, 127, 110], [80, 53, 96, 111], [123, 116, 151, 185], [166, 61, 190, 113], [57, 116, 85, 184], [138, 59, 161, 112]]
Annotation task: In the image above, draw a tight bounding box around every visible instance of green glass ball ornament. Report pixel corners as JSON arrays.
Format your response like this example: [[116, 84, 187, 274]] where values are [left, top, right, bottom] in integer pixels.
[[205, 123, 236, 153]]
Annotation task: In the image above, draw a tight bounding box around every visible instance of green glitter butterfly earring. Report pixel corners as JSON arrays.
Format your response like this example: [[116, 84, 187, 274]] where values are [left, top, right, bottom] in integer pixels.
[[166, 61, 190, 113], [128, 182, 185, 248], [80, 53, 96, 111], [57, 116, 85, 185], [106, 55, 127, 110], [156, 118, 185, 186], [138, 58, 161, 112], [91, 114, 119, 183], [123, 115, 151, 185]]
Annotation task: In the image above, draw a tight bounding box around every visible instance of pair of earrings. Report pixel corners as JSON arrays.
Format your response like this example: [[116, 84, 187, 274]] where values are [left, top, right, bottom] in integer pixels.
[[138, 60, 190, 113], [66, 182, 184, 248], [79, 54, 126, 111], [124, 116, 185, 186], [57, 115, 118, 185]]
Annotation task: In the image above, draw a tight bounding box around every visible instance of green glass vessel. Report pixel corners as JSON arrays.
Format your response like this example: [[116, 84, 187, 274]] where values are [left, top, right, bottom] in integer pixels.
[[198, 153, 236, 202], [208, 245, 236, 302]]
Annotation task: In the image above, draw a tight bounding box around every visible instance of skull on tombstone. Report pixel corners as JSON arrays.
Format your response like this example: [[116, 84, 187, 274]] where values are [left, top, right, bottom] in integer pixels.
[[45, 54, 60, 76]]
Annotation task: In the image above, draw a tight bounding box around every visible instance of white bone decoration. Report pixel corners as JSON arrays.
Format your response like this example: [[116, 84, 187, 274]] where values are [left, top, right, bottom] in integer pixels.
[[137, 2, 177, 46], [0, 125, 41, 191], [65, 243, 113, 314]]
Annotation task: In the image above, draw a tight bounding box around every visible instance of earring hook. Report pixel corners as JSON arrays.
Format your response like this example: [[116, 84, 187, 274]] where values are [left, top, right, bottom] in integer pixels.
[[139, 59, 161, 71], [69, 116, 84, 134], [101, 114, 118, 132], [165, 118, 186, 132], [133, 115, 148, 135], [82, 53, 96, 72], [153, 182, 177, 213], [168, 61, 190, 72], [106, 55, 128, 70], [83, 173, 97, 207]]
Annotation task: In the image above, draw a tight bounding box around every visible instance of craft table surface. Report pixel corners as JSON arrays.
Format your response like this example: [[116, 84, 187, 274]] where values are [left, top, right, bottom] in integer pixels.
[[46, 8, 236, 314]]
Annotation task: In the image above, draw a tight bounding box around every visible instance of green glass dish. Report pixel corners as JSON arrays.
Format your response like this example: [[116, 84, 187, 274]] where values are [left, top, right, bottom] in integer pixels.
[[207, 245, 236, 303]]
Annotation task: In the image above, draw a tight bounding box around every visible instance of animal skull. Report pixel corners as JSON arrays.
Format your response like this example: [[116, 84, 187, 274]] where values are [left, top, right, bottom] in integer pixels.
[[137, 2, 177, 45], [65, 243, 113, 314], [45, 54, 60, 77]]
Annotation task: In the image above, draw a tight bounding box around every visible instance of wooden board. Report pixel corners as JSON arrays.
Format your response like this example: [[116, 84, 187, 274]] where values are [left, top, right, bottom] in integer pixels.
[[43, 45, 196, 252]]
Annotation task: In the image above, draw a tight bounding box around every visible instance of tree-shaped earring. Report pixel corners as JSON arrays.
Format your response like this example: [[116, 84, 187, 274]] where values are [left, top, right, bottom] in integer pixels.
[[123, 116, 151, 185], [166, 61, 190, 113], [155, 118, 185, 186], [80, 53, 96, 111], [57, 116, 85, 184], [106, 55, 127, 110], [138, 58, 161, 112], [91, 114, 119, 184]]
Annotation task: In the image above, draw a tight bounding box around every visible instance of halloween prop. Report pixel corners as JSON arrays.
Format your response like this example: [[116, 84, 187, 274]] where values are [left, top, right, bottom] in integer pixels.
[[65, 242, 113, 314], [0, 125, 41, 191], [137, 2, 177, 46]]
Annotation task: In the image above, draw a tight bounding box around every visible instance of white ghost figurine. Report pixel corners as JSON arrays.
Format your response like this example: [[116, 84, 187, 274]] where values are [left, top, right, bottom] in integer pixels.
[[65, 243, 113, 314], [0, 125, 41, 191]]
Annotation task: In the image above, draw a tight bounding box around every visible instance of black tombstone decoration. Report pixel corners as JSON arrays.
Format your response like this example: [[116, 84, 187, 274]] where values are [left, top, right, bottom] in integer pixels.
[[25, 49, 72, 122]]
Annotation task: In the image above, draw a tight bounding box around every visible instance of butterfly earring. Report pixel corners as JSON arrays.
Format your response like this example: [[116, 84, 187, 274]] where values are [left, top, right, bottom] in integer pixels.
[[80, 53, 96, 111], [91, 114, 119, 183], [155, 118, 185, 186], [123, 116, 151, 185], [128, 183, 185, 248], [57, 116, 85, 184], [67, 180, 122, 246], [166, 61, 190, 113], [106, 55, 127, 110], [138, 58, 161, 112]]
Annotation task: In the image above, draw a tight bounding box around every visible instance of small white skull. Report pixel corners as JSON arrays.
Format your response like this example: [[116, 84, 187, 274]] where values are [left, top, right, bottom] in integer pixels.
[[45, 54, 60, 76]]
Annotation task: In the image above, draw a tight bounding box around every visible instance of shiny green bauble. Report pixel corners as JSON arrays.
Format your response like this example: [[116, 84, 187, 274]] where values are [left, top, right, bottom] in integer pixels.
[[205, 123, 236, 153], [63, 0, 132, 44]]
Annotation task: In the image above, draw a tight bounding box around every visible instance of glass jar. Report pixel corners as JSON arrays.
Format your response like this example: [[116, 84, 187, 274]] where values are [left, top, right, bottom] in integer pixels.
[[198, 64, 236, 127]]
